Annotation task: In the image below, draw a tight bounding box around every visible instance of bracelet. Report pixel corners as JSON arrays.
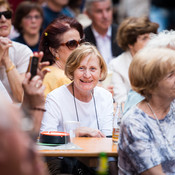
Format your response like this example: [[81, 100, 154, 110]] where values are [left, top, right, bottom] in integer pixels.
[[31, 107, 46, 112], [6, 64, 15, 73]]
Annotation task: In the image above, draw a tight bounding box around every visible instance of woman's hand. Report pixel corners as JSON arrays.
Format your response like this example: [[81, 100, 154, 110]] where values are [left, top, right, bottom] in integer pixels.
[[75, 127, 106, 138], [0, 37, 12, 66], [22, 72, 45, 109], [32, 51, 50, 79], [107, 85, 114, 96]]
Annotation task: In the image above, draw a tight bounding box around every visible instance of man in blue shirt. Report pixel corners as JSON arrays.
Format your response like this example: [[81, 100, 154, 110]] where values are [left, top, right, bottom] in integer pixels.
[[42, 0, 73, 29]]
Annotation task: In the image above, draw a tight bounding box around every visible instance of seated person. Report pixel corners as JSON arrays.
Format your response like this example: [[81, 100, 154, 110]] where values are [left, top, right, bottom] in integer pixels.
[[40, 43, 113, 137], [13, 1, 43, 52], [118, 47, 175, 174], [108, 16, 158, 103], [39, 16, 84, 99], [124, 30, 175, 114], [40, 43, 114, 174], [0, 0, 32, 102]]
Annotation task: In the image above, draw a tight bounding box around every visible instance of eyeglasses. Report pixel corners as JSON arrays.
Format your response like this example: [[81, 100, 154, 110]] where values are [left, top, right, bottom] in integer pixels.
[[60, 39, 85, 50], [24, 15, 42, 21], [0, 11, 12, 19]]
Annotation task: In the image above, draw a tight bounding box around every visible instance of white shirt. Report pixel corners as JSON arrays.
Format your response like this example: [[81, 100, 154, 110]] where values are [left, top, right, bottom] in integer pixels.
[[108, 51, 132, 103], [41, 85, 113, 136], [0, 80, 12, 103], [0, 41, 32, 99], [92, 27, 113, 65]]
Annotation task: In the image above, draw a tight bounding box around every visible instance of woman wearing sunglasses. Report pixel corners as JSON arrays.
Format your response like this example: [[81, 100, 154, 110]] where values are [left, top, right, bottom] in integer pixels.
[[39, 15, 84, 98], [0, 0, 32, 102]]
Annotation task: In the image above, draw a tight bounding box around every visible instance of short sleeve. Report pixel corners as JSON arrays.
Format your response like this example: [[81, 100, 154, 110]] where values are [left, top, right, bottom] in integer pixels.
[[40, 94, 61, 132], [10, 42, 32, 73], [118, 113, 162, 174]]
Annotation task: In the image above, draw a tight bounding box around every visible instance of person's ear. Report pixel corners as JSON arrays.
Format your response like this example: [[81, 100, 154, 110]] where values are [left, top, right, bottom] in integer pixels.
[[128, 44, 133, 50], [85, 10, 92, 19], [99, 71, 102, 81], [49, 47, 59, 59]]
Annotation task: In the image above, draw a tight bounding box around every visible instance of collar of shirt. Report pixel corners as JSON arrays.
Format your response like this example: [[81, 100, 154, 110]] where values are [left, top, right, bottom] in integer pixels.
[[91, 26, 112, 39], [91, 26, 113, 64]]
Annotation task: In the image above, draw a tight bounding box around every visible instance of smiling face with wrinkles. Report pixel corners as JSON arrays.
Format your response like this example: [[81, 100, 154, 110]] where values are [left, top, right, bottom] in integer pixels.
[[73, 54, 101, 95]]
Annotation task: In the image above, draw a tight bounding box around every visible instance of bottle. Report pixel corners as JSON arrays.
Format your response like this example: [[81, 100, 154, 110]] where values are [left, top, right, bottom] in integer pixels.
[[97, 152, 108, 175], [112, 103, 123, 143]]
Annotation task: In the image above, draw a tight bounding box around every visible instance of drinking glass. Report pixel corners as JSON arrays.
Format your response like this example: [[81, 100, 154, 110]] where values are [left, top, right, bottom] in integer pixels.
[[64, 121, 80, 143], [112, 102, 124, 143]]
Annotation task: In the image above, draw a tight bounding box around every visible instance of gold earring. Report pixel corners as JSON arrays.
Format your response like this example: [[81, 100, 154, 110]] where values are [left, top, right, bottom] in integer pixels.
[[56, 57, 59, 60]]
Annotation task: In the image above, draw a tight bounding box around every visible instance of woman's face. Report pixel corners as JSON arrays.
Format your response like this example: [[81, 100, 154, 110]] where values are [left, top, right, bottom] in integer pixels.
[[129, 33, 150, 56], [153, 71, 175, 101], [73, 54, 101, 94], [56, 28, 81, 65], [21, 10, 43, 35], [0, 5, 11, 37]]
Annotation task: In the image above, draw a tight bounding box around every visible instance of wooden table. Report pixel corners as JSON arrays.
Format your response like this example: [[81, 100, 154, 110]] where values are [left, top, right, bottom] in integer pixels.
[[39, 137, 118, 167]]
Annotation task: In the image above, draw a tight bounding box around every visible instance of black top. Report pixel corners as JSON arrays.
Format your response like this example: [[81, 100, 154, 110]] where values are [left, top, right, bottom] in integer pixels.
[[151, 0, 175, 8], [84, 24, 123, 58], [13, 35, 40, 52]]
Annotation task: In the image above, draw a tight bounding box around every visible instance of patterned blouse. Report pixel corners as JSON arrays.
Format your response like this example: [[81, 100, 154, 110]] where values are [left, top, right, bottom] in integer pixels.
[[118, 101, 175, 175]]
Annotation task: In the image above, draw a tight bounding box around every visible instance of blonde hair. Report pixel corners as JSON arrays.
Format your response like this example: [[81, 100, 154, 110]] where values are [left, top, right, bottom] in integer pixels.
[[65, 43, 107, 81], [129, 47, 175, 99], [0, 0, 12, 11]]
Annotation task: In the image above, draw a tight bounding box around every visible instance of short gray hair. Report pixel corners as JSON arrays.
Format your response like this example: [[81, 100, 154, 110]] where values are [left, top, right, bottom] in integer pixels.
[[85, 0, 112, 12], [146, 30, 175, 49]]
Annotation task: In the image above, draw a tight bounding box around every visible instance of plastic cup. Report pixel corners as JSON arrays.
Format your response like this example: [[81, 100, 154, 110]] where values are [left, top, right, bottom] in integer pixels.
[[64, 121, 80, 142]]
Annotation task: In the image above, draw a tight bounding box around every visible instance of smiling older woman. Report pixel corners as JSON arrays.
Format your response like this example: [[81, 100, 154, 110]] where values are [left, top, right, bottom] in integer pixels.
[[40, 43, 113, 137], [118, 47, 175, 175], [40, 43, 114, 174]]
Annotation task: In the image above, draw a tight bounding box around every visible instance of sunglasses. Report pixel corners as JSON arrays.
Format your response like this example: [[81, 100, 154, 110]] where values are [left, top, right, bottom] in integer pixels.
[[0, 11, 12, 19], [60, 39, 85, 50]]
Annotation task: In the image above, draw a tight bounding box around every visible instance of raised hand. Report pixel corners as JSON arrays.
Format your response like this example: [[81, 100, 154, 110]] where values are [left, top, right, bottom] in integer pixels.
[[0, 37, 12, 66]]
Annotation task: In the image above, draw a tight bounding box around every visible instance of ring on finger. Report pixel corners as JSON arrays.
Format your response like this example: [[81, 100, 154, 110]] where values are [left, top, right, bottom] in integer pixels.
[[35, 83, 39, 88]]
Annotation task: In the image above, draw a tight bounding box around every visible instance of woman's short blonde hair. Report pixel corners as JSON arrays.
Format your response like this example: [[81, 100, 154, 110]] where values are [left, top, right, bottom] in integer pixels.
[[129, 47, 175, 99], [65, 43, 107, 81]]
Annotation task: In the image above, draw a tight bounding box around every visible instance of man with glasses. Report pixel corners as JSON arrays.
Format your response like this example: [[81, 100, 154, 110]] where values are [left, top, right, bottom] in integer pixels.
[[0, 0, 32, 103], [84, 0, 122, 65]]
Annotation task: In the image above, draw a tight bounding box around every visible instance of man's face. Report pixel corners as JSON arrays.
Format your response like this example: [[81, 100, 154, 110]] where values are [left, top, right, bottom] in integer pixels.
[[87, 0, 113, 34]]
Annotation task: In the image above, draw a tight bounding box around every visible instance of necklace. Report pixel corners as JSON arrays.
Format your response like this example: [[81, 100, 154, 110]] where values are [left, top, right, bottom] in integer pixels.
[[72, 82, 99, 129], [147, 102, 175, 153]]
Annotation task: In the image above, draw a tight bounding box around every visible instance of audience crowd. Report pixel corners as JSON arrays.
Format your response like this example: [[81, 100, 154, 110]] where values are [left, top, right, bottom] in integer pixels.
[[1, 0, 175, 175]]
